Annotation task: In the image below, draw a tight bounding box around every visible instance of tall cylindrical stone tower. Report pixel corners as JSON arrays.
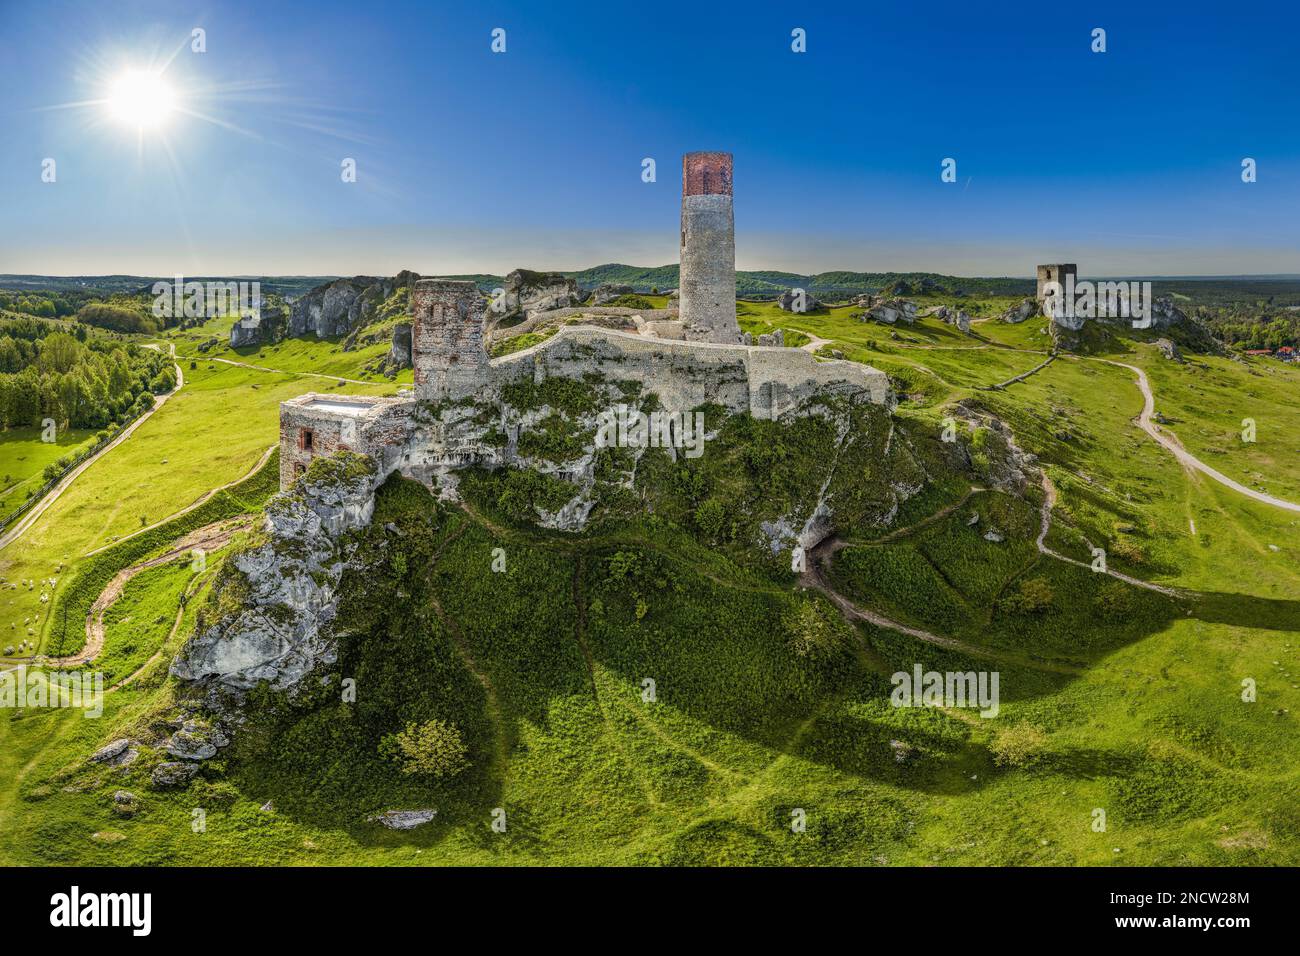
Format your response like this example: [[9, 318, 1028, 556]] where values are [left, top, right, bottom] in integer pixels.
[[680, 152, 741, 344], [411, 279, 489, 403]]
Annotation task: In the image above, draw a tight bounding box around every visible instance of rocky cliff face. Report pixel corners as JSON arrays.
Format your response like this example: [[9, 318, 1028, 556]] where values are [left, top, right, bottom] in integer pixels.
[[230, 317, 262, 348], [289, 271, 418, 339], [229, 302, 289, 348], [171, 454, 378, 691], [589, 283, 634, 306]]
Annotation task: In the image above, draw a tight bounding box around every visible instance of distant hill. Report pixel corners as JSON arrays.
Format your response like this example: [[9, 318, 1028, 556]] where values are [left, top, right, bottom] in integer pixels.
[[12, 270, 1300, 304], [0, 275, 338, 298], [555, 265, 1038, 299], [444, 265, 1037, 299]]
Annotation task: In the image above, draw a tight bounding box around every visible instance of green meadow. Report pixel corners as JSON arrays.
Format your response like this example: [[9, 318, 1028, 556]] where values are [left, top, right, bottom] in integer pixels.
[[167, 315, 414, 386], [0, 304, 1296, 867], [0, 351, 397, 656], [0, 426, 98, 519]]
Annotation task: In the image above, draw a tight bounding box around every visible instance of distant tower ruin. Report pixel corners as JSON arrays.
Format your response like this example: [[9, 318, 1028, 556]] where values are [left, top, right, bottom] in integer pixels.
[[680, 151, 741, 344], [1036, 264, 1077, 302], [411, 279, 489, 402]]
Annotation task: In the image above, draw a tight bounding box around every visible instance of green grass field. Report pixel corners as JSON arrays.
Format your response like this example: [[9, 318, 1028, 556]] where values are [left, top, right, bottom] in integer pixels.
[[0, 357, 396, 656], [0, 303, 1297, 867], [0, 427, 98, 519], [167, 315, 414, 386]]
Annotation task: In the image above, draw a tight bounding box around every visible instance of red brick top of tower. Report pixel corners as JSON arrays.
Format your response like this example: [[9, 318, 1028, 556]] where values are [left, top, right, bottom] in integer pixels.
[[682, 152, 733, 197]]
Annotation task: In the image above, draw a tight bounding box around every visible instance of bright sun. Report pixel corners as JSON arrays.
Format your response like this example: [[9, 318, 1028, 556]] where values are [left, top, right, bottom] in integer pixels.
[[106, 69, 176, 129]]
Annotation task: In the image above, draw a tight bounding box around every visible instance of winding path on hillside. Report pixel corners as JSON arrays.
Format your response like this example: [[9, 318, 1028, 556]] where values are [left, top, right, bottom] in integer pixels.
[[36, 517, 250, 671], [0, 343, 184, 552], [826, 323, 1300, 513], [205, 354, 372, 386], [1035, 473, 1181, 597], [800, 538, 1084, 675], [1085, 357, 1300, 514]]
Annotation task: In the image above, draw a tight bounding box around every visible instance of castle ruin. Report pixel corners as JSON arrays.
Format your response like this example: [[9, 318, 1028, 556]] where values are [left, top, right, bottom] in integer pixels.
[[410, 279, 490, 401], [279, 154, 891, 499], [1035, 264, 1077, 303]]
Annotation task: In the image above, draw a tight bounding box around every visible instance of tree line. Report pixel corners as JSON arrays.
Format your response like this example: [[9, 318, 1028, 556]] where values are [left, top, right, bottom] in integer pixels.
[[0, 319, 171, 430]]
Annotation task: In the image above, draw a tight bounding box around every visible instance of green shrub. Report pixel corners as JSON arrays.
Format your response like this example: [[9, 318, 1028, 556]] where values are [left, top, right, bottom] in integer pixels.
[[379, 719, 470, 778]]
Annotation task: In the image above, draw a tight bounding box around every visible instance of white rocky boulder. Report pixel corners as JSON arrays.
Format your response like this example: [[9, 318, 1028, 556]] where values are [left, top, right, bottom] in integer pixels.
[[369, 809, 437, 830], [170, 453, 378, 690], [230, 315, 262, 348], [1001, 298, 1039, 324], [866, 298, 918, 325], [502, 269, 581, 318]]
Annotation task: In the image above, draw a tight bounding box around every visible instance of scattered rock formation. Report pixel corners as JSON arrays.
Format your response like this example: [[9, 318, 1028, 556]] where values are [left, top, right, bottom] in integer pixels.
[[923, 305, 972, 333], [948, 401, 1037, 494]]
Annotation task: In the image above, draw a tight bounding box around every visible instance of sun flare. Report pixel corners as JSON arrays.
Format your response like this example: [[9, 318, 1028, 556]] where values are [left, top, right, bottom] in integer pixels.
[[105, 69, 176, 129]]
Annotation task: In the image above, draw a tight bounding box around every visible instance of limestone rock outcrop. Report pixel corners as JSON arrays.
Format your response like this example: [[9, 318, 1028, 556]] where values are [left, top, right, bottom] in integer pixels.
[[1149, 296, 1187, 330], [589, 283, 634, 305], [1001, 298, 1040, 324], [865, 298, 918, 325], [230, 316, 261, 348], [369, 809, 437, 830], [948, 402, 1037, 494], [923, 305, 972, 333], [778, 289, 819, 313], [290, 271, 418, 339], [151, 762, 198, 789], [501, 269, 581, 318], [388, 322, 413, 369], [1155, 337, 1184, 362], [170, 454, 378, 690]]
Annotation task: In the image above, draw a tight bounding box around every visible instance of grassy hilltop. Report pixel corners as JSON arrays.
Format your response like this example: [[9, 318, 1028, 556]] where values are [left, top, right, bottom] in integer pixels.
[[0, 294, 1298, 867]]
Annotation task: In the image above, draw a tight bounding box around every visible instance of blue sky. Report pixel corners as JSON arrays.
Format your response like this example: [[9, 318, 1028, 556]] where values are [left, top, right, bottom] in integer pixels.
[[1, 0, 1297, 276]]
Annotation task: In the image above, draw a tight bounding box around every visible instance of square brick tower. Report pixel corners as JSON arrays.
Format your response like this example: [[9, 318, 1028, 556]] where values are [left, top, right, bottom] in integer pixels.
[[680, 152, 742, 344], [411, 279, 489, 402]]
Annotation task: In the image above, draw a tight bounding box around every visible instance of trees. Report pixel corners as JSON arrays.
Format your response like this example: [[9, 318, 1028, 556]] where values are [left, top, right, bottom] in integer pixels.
[[75, 303, 160, 334], [37, 332, 83, 374], [0, 324, 163, 429]]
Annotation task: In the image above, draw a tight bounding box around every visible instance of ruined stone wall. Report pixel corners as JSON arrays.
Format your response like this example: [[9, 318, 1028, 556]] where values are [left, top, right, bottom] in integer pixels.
[[278, 395, 412, 489], [492, 326, 891, 417], [411, 278, 489, 402], [679, 152, 740, 345], [279, 406, 351, 487]]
